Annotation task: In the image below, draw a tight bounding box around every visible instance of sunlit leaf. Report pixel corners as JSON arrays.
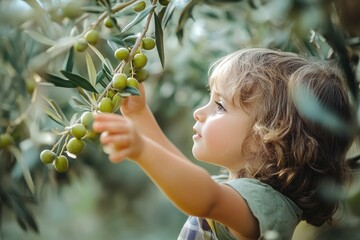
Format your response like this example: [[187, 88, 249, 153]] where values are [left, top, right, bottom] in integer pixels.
[[85, 52, 97, 87], [78, 87, 96, 107], [61, 70, 98, 93], [88, 44, 114, 73], [88, 44, 107, 65], [28, 37, 76, 70], [161, 1, 175, 28], [107, 39, 119, 52], [42, 97, 69, 126], [121, 6, 156, 33], [43, 107, 66, 126], [24, 30, 55, 46], [154, 13, 165, 68]]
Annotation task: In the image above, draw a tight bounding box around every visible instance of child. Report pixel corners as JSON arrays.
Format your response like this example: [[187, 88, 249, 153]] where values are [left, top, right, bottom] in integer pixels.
[[93, 48, 354, 240]]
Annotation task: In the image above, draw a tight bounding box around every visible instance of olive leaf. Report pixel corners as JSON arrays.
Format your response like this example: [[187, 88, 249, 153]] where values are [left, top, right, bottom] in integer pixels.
[[85, 52, 97, 87], [39, 72, 77, 88], [176, 0, 201, 43], [60, 70, 99, 93], [63, 47, 74, 72], [121, 5, 156, 33], [42, 97, 69, 126], [123, 86, 140, 96], [24, 30, 55, 46], [81, 5, 106, 13], [8, 146, 35, 196], [96, 69, 107, 88], [154, 12, 165, 68], [3, 189, 38, 233]]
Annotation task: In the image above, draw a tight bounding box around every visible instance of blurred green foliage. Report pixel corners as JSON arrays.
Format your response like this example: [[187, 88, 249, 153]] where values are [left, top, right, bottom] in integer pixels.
[[1, 0, 360, 239]]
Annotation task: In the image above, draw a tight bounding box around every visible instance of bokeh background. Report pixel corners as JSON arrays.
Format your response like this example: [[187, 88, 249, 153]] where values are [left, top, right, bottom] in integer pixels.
[[1, 0, 360, 239]]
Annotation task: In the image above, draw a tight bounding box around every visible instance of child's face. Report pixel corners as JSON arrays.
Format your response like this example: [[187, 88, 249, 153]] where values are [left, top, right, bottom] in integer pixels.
[[192, 87, 252, 171]]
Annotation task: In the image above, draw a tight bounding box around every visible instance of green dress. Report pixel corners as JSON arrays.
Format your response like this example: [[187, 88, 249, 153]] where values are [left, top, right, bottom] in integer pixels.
[[178, 177, 302, 240]]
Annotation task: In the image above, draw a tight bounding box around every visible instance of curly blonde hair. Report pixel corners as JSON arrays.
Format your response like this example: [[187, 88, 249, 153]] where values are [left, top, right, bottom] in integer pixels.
[[209, 48, 354, 226]]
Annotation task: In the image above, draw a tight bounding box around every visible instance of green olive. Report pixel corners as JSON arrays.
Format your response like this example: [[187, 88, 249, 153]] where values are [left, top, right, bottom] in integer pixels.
[[54, 155, 69, 173], [40, 150, 56, 164], [112, 73, 128, 91], [142, 37, 156, 50], [127, 77, 139, 89], [133, 1, 146, 12], [0, 133, 14, 149], [134, 68, 148, 83], [132, 53, 147, 69], [104, 16, 115, 28], [66, 137, 85, 155], [70, 123, 87, 139], [114, 47, 130, 60], [98, 97, 113, 113], [84, 29, 100, 45], [80, 112, 94, 130]]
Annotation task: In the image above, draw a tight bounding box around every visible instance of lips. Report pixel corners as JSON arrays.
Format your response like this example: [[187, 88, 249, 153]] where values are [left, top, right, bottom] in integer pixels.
[[192, 127, 202, 139]]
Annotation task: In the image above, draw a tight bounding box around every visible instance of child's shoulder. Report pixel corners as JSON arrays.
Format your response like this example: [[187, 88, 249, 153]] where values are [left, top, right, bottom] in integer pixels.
[[216, 176, 303, 239]]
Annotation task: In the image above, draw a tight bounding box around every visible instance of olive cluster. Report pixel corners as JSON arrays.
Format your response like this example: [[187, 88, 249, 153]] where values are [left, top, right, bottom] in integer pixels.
[[39, 0, 159, 173], [98, 36, 155, 113], [40, 112, 94, 173]]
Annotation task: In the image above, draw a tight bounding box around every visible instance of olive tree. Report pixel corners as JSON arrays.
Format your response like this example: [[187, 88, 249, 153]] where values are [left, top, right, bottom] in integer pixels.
[[0, 0, 359, 238]]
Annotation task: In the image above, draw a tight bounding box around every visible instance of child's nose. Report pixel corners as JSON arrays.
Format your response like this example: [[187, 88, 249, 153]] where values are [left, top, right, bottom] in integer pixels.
[[193, 106, 206, 122]]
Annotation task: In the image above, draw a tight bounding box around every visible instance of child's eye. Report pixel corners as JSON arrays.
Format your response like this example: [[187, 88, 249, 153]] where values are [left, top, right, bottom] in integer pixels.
[[215, 101, 226, 112]]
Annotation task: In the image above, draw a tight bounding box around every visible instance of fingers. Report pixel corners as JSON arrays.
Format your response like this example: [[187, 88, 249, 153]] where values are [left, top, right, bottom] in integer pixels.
[[93, 113, 131, 134], [100, 132, 131, 148]]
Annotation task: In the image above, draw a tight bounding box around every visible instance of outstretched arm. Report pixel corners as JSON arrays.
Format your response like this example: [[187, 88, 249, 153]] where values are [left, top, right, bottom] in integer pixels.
[[92, 113, 259, 239], [120, 84, 185, 158]]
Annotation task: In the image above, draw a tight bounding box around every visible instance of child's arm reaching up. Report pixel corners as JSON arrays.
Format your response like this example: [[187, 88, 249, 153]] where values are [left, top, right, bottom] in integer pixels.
[[119, 84, 185, 158], [92, 113, 259, 240]]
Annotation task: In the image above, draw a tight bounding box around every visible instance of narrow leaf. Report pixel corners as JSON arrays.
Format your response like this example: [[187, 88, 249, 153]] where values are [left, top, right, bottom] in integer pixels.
[[176, 0, 199, 43], [82, 5, 106, 13], [154, 13, 165, 68], [39, 72, 77, 88], [88, 44, 107, 64], [123, 86, 140, 96], [96, 70, 107, 88], [107, 40, 119, 52], [85, 52, 97, 86], [25, 30, 55, 46], [161, 1, 176, 28], [64, 47, 75, 72], [61, 70, 98, 93], [43, 107, 65, 126], [121, 6, 155, 33], [102, 62, 113, 81], [8, 146, 35, 196], [7, 192, 38, 233], [42, 96, 69, 124], [78, 87, 96, 106]]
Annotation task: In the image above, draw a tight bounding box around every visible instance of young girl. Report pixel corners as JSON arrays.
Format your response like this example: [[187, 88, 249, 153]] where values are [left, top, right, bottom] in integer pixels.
[[92, 48, 354, 240]]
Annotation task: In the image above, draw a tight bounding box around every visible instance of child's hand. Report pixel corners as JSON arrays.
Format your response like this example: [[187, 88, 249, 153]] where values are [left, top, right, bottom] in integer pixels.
[[120, 83, 147, 118], [92, 113, 144, 163]]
